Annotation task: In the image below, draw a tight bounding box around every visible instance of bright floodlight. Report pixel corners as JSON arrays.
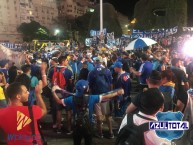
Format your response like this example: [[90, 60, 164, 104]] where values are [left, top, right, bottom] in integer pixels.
[[55, 29, 60, 34], [89, 8, 94, 12], [183, 37, 193, 57]]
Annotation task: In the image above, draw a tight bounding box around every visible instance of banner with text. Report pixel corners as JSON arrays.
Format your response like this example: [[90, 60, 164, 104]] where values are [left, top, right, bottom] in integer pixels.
[[132, 26, 178, 39]]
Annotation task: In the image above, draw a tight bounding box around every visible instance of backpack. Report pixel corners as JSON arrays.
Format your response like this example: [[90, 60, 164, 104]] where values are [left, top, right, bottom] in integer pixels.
[[115, 113, 155, 145], [92, 68, 110, 94], [52, 67, 66, 89], [73, 95, 92, 132]]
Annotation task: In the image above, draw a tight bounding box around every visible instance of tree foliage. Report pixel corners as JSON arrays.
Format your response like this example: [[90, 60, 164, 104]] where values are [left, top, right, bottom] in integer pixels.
[[134, 0, 187, 30], [89, 3, 122, 37], [17, 21, 49, 42]]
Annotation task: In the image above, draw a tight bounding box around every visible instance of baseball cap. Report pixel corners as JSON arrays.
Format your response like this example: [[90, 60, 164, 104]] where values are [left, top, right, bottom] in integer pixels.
[[75, 80, 89, 97], [113, 61, 123, 68]]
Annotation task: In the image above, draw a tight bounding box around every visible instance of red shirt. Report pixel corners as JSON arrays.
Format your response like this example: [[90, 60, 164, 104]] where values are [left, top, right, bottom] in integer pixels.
[[0, 105, 42, 145]]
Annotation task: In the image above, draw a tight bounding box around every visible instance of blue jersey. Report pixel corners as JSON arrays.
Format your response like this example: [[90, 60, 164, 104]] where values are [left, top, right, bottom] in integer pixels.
[[87, 65, 112, 94], [0, 69, 8, 82], [69, 60, 78, 74], [115, 72, 131, 99], [138, 61, 153, 84], [62, 95, 101, 123]]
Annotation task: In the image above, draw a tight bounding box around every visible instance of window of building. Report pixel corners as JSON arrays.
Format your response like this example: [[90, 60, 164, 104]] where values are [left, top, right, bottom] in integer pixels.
[[7, 0, 9, 3], [153, 9, 166, 16], [14, 1, 16, 4]]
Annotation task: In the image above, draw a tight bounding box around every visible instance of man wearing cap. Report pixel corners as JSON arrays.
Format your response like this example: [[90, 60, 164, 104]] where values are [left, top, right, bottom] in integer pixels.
[[87, 57, 114, 138], [52, 80, 124, 145], [130, 53, 153, 91], [113, 61, 132, 117]]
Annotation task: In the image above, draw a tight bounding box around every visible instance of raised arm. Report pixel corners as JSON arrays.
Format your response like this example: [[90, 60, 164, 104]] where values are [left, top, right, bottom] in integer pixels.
[[35, 81, 47, 116], [101, 88, 124, 101], [40, 62, 48, 88]]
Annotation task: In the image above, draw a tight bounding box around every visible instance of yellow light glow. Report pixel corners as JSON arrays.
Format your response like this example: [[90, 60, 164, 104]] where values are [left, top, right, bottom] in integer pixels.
[[131, 18, 136, 24]]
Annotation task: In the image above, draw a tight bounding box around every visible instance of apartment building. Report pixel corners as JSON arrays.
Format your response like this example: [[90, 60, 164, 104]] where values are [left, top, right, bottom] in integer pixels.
[[58, 0, 89, 19], [0, 0, 91, 42], [0, 0, 58, 42], [32, 0, 58, 29]]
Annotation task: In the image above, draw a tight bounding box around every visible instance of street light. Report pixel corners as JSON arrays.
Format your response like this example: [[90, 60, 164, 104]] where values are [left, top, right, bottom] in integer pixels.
[[55, 29, 60, 41], [89, 8, 94, 13], [55, 29, 60, 35]]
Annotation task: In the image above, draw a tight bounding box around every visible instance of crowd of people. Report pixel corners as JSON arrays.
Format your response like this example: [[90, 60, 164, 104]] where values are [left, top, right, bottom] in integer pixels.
[[0, 41, 193, 145]]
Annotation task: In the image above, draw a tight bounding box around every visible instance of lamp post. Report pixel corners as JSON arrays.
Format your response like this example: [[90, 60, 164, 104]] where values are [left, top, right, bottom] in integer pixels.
[[100, 0, 103, 33], [100, 0, 104, 45]]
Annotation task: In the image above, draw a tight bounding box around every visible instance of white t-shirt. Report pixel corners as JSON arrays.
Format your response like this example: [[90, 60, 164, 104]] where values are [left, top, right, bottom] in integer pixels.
[[119, 111, 171, 145]]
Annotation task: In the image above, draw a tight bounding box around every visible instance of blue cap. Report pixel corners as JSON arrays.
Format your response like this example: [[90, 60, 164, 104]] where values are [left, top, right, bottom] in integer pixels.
[[75, 80, 89, 97], [113, 61, 123, 68]]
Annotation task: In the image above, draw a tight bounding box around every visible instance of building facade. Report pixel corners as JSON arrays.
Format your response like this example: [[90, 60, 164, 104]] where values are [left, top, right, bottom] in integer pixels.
[[0, 0, 58, 42], [58, 0, 89, 19]]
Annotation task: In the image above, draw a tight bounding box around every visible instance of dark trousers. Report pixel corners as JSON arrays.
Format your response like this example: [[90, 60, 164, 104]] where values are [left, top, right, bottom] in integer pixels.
[[73, 125, 92, 145]]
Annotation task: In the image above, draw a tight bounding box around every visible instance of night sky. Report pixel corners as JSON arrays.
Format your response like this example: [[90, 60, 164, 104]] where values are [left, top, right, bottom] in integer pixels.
[[92, 0, 193, 26], [103, 0, 138, 20], [92, 0, 139, 20]]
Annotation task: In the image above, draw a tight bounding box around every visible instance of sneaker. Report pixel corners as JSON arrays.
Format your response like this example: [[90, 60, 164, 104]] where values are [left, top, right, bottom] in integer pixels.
[[108, 133, 114, 139], [66, 130, 73, 135], [57, 129, 62, 134], [96, 133, 104, 139]]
